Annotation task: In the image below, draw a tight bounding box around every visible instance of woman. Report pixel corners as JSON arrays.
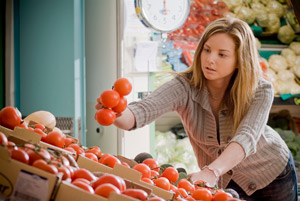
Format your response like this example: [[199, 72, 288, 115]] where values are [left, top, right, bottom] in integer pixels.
[[95, 17, 298, 200]]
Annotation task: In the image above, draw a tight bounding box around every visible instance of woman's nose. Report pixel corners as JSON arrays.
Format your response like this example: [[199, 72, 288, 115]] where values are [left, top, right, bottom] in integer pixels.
[[207, 53, 216, 64]]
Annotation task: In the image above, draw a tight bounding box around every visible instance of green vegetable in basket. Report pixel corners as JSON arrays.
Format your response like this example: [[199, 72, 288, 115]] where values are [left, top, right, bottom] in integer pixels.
[[278, 25, 295, 44]]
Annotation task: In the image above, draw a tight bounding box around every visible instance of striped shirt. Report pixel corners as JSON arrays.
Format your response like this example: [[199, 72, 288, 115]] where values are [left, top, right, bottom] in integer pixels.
[[128, 76, 289, 195]]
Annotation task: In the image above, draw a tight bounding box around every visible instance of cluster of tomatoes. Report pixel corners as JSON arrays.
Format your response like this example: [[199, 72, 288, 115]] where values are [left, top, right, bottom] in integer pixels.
[[129, 157, 241, 201], [168, 0, 229, 43], [0, 132, 74, 180], [95, 78, 132, 126]]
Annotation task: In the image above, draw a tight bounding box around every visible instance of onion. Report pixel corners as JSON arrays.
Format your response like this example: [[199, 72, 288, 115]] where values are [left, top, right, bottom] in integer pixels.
[[24, 111, 56, 130]]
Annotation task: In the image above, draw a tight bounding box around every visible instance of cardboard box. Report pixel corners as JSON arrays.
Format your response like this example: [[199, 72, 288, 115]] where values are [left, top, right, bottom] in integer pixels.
[[54, 180, 148, 201], [0, 126, 13, 136], [77, 156, 174, 200], [0, 146, 60, 201]]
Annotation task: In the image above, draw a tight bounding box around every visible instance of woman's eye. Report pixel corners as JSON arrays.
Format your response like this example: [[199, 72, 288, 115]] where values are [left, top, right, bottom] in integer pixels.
[[204, 48, 210, 53], [219, 53, 226, 57]]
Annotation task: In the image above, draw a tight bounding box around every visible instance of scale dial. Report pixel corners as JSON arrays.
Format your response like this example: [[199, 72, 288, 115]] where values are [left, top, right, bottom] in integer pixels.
[[135, 0, 190, 33]]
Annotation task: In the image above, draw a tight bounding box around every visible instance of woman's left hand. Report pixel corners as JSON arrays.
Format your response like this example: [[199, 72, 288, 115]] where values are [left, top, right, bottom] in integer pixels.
[[188, 168, 218, 187]]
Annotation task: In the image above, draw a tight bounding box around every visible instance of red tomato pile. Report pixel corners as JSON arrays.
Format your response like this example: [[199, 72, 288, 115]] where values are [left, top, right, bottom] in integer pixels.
[[168, 0, 229, 43], [95, 77, 132, 126], [130, 156, 242, 201]]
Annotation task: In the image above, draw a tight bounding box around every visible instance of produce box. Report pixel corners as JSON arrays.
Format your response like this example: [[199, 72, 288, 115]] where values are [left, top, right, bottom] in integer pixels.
[[0, 145, 61, 201], [9, 127, 74, 156], [54, 181, 142, 201], [77, 155, 174, 200], [0, 125, 13, 136]]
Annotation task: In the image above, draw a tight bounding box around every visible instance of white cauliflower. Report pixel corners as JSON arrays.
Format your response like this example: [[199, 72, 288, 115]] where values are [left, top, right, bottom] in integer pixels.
[[281, 48, 296, 67], [234, 6, 256, 24], [266, 68, 277, 83], [289, 42, 300, 55], [266, 0, 285, 18], [277, 25, 295, 44], [268, 54, 288, 72], [293, 56, 300, 77], [277, 69, 295, 81], [266, 13, 281, 33]]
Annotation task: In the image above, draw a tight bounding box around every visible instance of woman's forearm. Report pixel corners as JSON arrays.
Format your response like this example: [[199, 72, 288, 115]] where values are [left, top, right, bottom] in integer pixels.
[[208, 142, 245, 176], [113, 108, 136, 130]]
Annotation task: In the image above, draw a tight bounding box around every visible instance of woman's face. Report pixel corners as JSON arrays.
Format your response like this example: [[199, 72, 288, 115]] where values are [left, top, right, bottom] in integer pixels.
[[200, 33, 238, 83]]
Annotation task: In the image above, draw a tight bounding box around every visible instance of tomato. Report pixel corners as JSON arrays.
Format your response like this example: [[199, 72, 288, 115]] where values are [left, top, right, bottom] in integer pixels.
[[34, 123, 46, 130], [113, 78, 132, 96], [58, 165, 71, 180], [101, 154, 121, 168], [72, 178, 91, 184], [212, 192, 233, 201], [32, 159, 58, 174], [55, 155, 70, 166], [72, 180, 94, 194], [122, 189, 148, 201], [67, 143, 84, 156], [85, 146, 102, 158], [112, 96, 127, 113], [0, 106, 22, 130], [191, 188, 212, 201], [133, 164, 151, 179], [11, 148, 29, 164], [161, 167, 179, 183], [26, 147, 51, 165], [177, 179, 195, 194], [141, 177, 154, 185], [153, 177, 170, 191], [94, 183, 121, 198], [95, 108, 116, 126], [45, 131, 65, 148], [0, 132, 8, 145], [142, 158, 160, 173], [100, 90, 120, 108], [92, 174, 126, 192], [98, 153, 110, 163], [72, 168, 96, 182], [169, 184, 178, 197], [151, 170, 159, 179], [84, 152, 98, 162], [33, 128, 47, 142], [64, 137, 77, 147], [177, 188, 188, 198], [6, 141, 16, 150], [121, 162, 130, 168]]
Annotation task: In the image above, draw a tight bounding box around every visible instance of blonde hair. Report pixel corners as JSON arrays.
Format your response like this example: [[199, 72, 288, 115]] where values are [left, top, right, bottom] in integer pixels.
[[179, 17, 262, 137]]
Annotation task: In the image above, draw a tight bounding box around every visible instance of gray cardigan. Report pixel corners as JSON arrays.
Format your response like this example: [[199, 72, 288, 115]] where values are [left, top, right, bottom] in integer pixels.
[[128, 76, 289, 195]]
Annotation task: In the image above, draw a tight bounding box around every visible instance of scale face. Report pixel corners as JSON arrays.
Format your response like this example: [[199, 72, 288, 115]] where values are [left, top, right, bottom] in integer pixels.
[[135, 0, 190, 33]]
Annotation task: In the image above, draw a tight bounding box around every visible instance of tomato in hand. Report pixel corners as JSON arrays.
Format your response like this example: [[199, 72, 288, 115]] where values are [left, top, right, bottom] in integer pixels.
[[94, 183, 121, 198], [95, 108, 116, 126], [0, 132, 8, 146], [0, 106, 22, 130], [113, 78, 132, 96], [122, 189, 148, 201], [100, 90, 120, 108], [191, 188, 212, 201], [161, 167, 179, 183], [45, 131, 65, 148], [112, 96, 127, 113], [11, 148, 29, 164]]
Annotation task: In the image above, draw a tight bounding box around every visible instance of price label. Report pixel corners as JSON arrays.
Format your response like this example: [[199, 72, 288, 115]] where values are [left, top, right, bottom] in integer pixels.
[[10, 170, 48, 201]]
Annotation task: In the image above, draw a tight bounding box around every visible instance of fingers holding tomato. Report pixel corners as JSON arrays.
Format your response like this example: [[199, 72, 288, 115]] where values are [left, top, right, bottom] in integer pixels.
[[95, 77, 132, 126]]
